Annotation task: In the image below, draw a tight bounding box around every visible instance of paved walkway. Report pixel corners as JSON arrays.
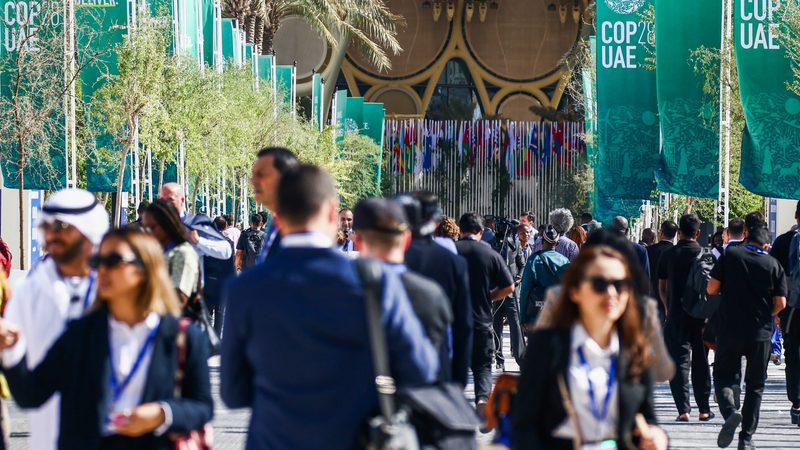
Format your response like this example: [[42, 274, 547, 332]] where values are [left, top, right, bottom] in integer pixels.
[[6, 332, 800, 449]]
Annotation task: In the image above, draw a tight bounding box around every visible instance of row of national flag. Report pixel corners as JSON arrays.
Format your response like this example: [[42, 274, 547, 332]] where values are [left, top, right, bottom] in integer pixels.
[[385, 120, 587, 177]]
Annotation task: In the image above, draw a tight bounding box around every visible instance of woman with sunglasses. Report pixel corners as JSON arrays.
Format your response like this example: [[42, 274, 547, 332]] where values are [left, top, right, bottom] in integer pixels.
[[513, 246, 667, 450], [142, 200, 200, 306], [0, 229, 213, 449]]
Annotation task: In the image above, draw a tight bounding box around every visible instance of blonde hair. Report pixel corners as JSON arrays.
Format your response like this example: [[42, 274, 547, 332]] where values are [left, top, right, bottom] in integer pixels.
[[94, 229, 182, 317]]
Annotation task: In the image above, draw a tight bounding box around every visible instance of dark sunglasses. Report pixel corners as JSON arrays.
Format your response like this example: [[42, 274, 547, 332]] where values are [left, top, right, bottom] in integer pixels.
[[585, 276, 630, 294], [39, 219, 72, 233], [89, 253, 143, 270]]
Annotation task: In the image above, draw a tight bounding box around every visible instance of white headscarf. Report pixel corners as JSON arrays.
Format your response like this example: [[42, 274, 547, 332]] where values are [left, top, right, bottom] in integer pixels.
[[39, 189, 109, 245]]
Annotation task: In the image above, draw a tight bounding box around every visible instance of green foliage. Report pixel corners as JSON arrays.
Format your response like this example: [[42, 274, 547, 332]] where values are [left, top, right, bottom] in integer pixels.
[[778, 1, 800, 97]]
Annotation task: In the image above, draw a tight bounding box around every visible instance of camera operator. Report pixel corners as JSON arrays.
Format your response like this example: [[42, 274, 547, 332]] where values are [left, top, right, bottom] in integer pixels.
[[489, 216, 526, 371]]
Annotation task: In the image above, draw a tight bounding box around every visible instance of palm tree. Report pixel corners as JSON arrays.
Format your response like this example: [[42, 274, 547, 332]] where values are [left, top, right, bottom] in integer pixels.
[[223, 0, 402, 71]]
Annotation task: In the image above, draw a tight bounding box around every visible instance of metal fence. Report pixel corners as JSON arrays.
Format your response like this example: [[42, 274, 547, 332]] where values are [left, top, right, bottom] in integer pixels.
[[384, 119, 588, 223]]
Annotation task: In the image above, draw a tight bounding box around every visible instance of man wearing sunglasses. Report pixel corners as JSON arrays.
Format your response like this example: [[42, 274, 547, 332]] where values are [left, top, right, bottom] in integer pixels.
[[3, 188, 108, 450]]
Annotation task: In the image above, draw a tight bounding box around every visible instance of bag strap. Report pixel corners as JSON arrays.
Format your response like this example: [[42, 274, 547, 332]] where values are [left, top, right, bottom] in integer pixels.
[[353, 258, 397, 422], [174, 317, 191, 399], [537, 252, 558, 279], [557, 374, 584, 449]]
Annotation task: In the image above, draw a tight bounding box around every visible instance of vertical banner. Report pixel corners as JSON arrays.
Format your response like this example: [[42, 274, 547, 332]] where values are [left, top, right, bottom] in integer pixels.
[[343, 97, 364, 137], [362, 102, 385, 189], [735, 0, 800, 198], [176, 0, 200, 62], [333, 89, 347, 141], [655, 0, 721, 198], [596, 0, 658, 200], [201, 0, 218, 67], [311, 73, 324, 131], [0, 0, 68, 189], [275, 65, 295, 113], [221, 18, 236, 65]]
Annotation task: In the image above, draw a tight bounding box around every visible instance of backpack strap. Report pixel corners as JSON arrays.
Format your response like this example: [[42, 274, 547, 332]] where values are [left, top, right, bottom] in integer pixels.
[[174, 317, 191, 399], [353, 258, 397, 423]]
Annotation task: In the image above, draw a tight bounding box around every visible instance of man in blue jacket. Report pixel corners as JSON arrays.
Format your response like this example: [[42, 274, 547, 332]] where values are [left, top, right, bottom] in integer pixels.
[[221, 165, 438, 450]]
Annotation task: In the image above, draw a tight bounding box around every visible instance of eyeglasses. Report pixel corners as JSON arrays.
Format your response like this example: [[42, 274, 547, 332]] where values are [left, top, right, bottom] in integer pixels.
[[39, 219, 72, 233], [89, 253, 143, 270], [585, 276, 630, 294]]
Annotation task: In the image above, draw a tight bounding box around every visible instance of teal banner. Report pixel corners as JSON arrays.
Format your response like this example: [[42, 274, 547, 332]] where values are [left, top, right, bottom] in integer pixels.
[[275, 65, 295, 112], [201, 0, 216, 66], [735, 0, 800, 198], [311, 73, 324, 131], [655, 0, 721, 198], [0, 0, 67, 189], [221, 19, 236, 65], [596, 0, 658, 200], [333, 89, 348, 141], [176, 0, 201, 61], [362, 102, 385, 188]]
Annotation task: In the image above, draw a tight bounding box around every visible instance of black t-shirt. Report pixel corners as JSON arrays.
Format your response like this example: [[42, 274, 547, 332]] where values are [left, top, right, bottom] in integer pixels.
[[770, 230, 795, 271], [658, 240, 702, 326], [237, 228, 266, 269], [710, 245, 787, 341], [456, 238, 514, 328]]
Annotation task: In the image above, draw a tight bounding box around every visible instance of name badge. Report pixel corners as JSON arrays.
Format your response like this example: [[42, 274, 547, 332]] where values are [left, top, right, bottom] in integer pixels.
[[581, 440, 617, 450]]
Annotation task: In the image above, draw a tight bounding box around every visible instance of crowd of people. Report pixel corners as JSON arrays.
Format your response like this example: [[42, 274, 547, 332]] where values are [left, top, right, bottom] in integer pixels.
[[0, 146, 796, 450]]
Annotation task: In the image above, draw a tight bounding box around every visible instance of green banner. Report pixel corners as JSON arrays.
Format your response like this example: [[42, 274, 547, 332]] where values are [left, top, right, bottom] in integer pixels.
[[596, 0, 658, 200], [0, 0, 68, 189], [735, 0, 800, 198], [87, 134, 132, 192], [655, 0, 720, 198], [221, 19, 236, 65], [592, 190, 643, 225], [275, 65, 295, 112], [344, 97, 364, 133], [201, 0, 216, 67], [333, 89, 347, 141], [362, 102, 385, 188], [311, 73, 324, 130], [176, 0, 200, 62]]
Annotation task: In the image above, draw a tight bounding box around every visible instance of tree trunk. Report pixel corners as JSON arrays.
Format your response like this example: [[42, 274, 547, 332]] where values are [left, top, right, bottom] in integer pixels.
[[158, 157, 166, 192], [17, 146, 25, 271], [189, 175, 201, 215], [113, 119, 138, 227], [322, 32, 351, 123], [253, 16, 264, 53], [246, 15, 256, 45], [261, 22, 279, 55]]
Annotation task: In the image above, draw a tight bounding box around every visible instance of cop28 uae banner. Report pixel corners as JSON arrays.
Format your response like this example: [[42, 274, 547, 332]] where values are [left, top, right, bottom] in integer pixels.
[[735, 0, 800, 198], [595, 0, 658, 200], [655, 0, 721, 198]]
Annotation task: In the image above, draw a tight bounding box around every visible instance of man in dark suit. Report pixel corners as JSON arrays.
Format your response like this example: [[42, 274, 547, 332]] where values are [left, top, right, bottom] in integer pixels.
[[492, 221, 526, 371], [646, 220, 678, 318], [221, 166, 437, 450], [250, 147, 299, 263], [400, 191, 473, 387], [352, 197, 453, 381]]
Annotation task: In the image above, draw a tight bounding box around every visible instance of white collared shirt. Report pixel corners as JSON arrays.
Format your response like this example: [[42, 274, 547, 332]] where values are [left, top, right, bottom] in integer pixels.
[[107, 313, 160, 416], [280, 232, 334, 249], [554, 323, 620, 443]]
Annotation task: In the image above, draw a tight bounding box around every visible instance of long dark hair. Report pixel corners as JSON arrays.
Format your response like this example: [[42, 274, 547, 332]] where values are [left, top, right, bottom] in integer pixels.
[[145, 199, 188, 246], [551, 246, 652, 380]]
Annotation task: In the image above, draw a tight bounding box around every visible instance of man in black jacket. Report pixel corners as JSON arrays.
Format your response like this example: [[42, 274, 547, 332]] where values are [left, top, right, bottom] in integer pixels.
[[353, 198, 453, 380], [399, 192, 473, 387], [456, 212, 514, 411], [646, 220, 677, 318]]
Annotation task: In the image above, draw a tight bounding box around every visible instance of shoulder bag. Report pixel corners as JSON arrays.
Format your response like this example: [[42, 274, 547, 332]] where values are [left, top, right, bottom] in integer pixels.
[[355, 258, 479, 450]]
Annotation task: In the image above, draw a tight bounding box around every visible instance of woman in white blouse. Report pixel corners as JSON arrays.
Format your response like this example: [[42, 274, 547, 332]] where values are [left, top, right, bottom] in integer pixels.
[[512, 246, 667, 450], [0, 229, 212, 449]]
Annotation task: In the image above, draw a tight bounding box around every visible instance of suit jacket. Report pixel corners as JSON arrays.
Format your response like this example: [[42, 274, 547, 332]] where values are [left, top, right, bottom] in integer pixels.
[[512, 328, 656, 450], [406, 237, 473, 386], [4, 307, 213, 450]]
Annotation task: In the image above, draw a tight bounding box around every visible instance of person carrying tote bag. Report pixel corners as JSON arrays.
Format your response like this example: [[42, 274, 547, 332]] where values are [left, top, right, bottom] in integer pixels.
[[0, 229, 213, 450], [512, 246, 667, 450]]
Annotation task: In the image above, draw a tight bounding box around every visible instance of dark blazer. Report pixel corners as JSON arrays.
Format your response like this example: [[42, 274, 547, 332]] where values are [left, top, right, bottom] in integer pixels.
[[512, 328, 656, 450], [4, 307, 213, 450], [406, 236, 473, 386]]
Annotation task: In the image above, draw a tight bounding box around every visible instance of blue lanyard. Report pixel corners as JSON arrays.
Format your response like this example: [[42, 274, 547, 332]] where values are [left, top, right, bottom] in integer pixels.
[[744, 244, 769, 256], [82, 274, 96, 312], [108, 323, 160, 404], [576, 346, 617, 422]]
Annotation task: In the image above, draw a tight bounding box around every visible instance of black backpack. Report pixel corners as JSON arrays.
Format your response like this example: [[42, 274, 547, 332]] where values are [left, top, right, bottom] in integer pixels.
[[681, 252, 721, 319], [243, 230, 265, 267]]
